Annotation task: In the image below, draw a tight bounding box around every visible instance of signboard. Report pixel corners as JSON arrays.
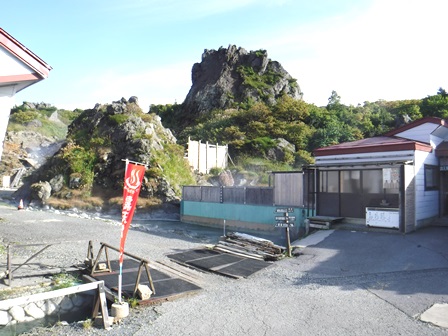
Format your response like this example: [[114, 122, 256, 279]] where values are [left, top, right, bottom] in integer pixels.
[[383, 168, 399, 189], [275, 216, 296, 221], [275, 222, 294, 228], [275, 208, 294, 213], [274, 208, 295, 257], [366, 207, 399, 229]]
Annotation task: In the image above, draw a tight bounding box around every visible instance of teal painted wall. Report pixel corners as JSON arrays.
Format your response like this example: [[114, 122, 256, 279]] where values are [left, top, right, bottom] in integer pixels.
[[181, 201, 313, 240]]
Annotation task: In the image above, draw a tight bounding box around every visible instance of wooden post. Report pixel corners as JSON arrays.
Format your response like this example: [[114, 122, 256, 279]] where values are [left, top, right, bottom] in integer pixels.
[[92, 281, 111, 330], [133, 262, 144, 297], [7, 244, 11, 285], [91, 245, 105, 275], [197, 140, 201, 173], [285, 227, 292, 258], [87, 241, 94, 261], [206, 141, 209, 174], [104, 246, 112, 271], [132, 261, 156, 297], [144, 263, 155, 294]]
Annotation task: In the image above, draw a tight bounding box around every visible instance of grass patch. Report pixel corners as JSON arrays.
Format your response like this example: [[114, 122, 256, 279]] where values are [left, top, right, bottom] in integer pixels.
[[51, 273, 80, 290], [151, 144, 195, 195], [7, 107, 69, 140], [82, 318, 94, 329], [127, 296, 139, 308], [108, 195, 162, 209], [46, 188, 105, 210]]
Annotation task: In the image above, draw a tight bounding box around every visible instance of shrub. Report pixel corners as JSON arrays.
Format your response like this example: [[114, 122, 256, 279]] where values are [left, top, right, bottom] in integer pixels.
[[108, 114, 129, 125], [9, 111, 38, 124], [209, 167, 222, 176], [61, 143, 97, 189], [58, 109, 82, 124]]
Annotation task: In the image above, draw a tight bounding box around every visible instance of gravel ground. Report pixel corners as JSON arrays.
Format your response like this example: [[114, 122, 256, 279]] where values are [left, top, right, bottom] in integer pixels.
[[0, 200, 447, 336]]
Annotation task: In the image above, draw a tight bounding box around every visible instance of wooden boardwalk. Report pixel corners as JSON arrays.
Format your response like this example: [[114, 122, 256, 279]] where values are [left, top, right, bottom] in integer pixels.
[[86, 258, 202, 305]]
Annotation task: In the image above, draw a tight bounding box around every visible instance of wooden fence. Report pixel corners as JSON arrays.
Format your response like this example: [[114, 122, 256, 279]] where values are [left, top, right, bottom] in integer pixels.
[[186, 138, 228, 174]]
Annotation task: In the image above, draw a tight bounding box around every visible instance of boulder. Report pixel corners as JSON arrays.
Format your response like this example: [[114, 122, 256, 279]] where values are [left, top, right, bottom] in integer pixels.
[[267, 138, 295, 162], [69, 174, 82, 189], [218, 170, 234, 186], [49, 174, 64, 192], [30, 181, 52, 202]]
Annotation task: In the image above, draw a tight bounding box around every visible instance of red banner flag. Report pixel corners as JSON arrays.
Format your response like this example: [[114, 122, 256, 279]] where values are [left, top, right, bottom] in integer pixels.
[[119, 161, 145, 264]]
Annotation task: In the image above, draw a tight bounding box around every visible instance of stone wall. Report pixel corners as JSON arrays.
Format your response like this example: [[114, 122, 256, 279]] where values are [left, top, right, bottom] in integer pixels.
[[0, 282, 105, 330], [0, 292, 93, 327]]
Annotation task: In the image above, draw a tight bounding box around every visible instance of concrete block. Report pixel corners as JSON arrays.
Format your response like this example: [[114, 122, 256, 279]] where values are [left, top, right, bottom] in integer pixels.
[[111, 302, 129, 322], [98, 263, 107, 270], [136, 284, 152, 300]]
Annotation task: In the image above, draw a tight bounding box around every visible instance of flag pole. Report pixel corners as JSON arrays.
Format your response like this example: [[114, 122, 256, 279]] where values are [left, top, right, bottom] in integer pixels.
[[118, 159, 129, 304], [118, 158, 147, 304], [121, 158, 148, 167]]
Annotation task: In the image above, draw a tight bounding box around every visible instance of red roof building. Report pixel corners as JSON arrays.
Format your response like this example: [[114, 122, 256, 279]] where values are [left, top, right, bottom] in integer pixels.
[[311, 117, 448, 232], [0, 28, 52, 163]]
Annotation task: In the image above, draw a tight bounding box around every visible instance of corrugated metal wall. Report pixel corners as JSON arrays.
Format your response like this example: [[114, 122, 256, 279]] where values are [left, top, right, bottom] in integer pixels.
[[182, 186, 275, 205], [182, 175, 304, 207], [274, 172, 303, 206]]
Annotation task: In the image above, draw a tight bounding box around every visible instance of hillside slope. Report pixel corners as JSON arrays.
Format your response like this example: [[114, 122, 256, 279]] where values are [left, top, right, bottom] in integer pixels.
[[13, 97, 195, 210]]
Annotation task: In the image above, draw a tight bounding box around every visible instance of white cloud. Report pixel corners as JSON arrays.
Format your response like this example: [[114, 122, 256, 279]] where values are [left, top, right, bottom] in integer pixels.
[[253, 0, 448, 106], [53, 62, 192, 111]]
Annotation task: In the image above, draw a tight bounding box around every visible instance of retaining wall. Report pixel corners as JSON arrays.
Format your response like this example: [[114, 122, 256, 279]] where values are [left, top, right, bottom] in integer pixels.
[[0, 282, 101, 331], [0, 292, 93, 327]]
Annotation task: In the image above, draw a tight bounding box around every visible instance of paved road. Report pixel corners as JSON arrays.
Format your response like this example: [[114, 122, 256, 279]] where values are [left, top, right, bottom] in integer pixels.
[[0, 203, 447, 335]]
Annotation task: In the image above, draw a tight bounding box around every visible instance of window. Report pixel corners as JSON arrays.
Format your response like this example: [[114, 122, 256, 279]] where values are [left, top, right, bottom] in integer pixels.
[[424, 164, 439, 191], [319, 171, 339, 193], [362, 170, 383, 193], [341, 170, 360, 193]]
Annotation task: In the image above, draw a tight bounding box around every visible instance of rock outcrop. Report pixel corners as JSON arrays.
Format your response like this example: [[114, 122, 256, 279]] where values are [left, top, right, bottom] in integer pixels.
[[182, 45, 303, 118], [15, 97, 189, 208]]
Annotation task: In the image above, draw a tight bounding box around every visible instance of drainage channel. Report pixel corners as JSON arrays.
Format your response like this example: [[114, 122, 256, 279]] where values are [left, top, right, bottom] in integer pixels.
[[0, 274, 102, 336]]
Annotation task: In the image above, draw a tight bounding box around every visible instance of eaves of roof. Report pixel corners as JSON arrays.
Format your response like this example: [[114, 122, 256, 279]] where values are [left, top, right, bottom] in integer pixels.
[[383, 117, 447, 136], [314, 136, 432, 157], [0, 28, 52, 79]]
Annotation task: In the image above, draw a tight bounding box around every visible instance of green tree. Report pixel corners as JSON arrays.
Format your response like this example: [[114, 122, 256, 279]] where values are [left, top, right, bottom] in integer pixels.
[[327, 90, 341, 110], [273, 95, 309, 122], [420, 88, 448, 118]]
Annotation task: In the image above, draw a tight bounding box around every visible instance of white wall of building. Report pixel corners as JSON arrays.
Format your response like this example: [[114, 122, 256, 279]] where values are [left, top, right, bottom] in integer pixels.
[[0, 96, 14, 161], [413, 149, 439, 223]]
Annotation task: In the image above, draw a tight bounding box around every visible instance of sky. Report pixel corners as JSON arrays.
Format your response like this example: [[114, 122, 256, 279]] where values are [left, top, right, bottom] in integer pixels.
[[2, 0, 448, 111]]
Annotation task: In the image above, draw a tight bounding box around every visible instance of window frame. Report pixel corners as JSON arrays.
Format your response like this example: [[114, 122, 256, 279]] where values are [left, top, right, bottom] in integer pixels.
[[424, 164, 439, 191]]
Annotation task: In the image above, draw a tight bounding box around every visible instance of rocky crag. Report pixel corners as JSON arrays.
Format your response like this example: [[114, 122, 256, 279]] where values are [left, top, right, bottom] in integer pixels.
[[183, 45, 302, 117], [14, 97, 191, 209]]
